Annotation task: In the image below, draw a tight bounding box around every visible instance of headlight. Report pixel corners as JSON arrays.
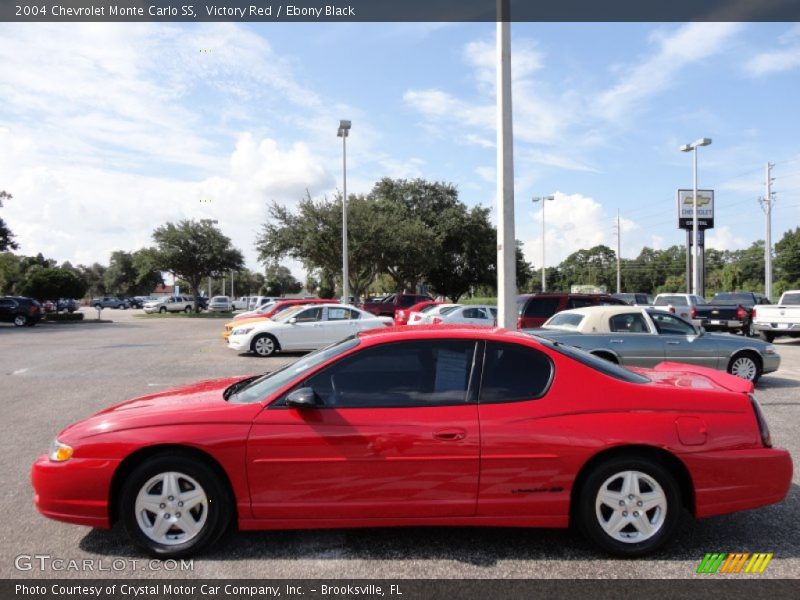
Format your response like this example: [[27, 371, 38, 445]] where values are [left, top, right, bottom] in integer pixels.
[[49, 440, 73, 462], [764, 345, 777, 355], [231, 327, 254, 336]]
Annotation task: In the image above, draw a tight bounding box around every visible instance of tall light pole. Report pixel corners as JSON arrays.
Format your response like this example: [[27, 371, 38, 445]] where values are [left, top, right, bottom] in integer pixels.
[[200, 218, 219, 298], [680, 138, 712, 296], [532, 195, 554, 292], [496, 0, 516, 328], [337, 119, 351, 303], [760, 162, 775, 299]]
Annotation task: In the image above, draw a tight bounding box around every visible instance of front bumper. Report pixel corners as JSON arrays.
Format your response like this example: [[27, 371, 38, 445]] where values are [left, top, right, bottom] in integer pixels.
[[762, 352, 781, 374], [684, 446, 792, 519], [227, 335, 250, 352], [31, 455, 120, 528]]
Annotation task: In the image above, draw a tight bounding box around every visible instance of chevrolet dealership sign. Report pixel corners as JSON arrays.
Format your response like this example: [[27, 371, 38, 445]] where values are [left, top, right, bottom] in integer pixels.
[[677, 189, 714, 230]]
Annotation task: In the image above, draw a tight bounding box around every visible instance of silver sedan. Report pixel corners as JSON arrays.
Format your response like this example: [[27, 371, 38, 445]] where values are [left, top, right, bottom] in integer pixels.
[[527, 305, 780, 383]]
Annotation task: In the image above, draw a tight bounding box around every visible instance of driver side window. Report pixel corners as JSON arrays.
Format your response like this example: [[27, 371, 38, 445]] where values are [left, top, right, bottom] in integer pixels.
[[650, 312, 696, 335], [295, 307, 323, 323]]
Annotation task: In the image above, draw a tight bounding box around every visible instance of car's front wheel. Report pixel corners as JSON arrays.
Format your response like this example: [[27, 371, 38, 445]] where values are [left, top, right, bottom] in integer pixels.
[[728, 352, 761, 383], [13, 314, 27, 327], [577, 456, 681, 557], [184, 306, 192, 313], [251, 333, 278, 357], [119, 454, 232, 558], [159, 307, 167, 314], [759, 331, 776, 343]]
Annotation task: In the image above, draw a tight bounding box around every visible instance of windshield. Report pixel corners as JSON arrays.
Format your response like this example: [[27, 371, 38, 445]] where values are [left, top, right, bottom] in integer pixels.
[[420, 304, 440, 314], [439, 305, 460, 316], [256, 301, 276, 314], [272, 305, 306, 322], [229, 337, 361, 404]]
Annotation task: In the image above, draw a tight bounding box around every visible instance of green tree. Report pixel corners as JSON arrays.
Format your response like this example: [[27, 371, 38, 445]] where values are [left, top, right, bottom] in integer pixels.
[[264, 264, 302, 296], [775, 227, 800, 285], [256, 193, 387, 300], [152, 220, 244, 312], [0, 191, 17, 252], [20, 267, 88, 301], [515, 241, 534, 292], [104, 251, 137, 295], [78, 263, 107, 298], [0, 252, 23, 294]]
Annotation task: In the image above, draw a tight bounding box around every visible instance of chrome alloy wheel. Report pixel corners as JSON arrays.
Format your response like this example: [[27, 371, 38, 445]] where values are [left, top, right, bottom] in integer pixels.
[[595, 470, 667, 543], [730, 356, 757, 381], [134, 471, 208, 546]]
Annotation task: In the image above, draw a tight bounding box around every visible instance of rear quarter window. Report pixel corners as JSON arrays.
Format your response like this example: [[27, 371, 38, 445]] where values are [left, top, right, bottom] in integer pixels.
[[523, 297, 561, 318]]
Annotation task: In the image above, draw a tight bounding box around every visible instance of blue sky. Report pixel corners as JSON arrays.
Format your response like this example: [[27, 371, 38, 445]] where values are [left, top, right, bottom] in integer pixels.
[[1, 21, 799, 277]]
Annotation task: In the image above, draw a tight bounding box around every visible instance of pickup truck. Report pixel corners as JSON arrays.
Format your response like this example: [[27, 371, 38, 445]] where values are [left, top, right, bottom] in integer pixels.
[[360, 293, 433, 318], [693, 292, 772, 336], [752, 290, 800, 342], [651, 293, 707, 322]]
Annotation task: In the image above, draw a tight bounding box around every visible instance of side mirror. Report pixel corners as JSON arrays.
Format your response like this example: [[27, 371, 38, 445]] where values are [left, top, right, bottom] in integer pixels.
[[289, 317, 297, 324], [285, 387, 318, 409]]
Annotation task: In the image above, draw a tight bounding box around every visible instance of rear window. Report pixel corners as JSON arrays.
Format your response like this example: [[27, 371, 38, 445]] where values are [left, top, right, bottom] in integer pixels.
[[522, 297, 561, 318], [655, 295, 687, 306], [712, 293, 754, 305], [781, 293, 800, 305], [530, 335, 650, 384], [545, 313, 584, 329]]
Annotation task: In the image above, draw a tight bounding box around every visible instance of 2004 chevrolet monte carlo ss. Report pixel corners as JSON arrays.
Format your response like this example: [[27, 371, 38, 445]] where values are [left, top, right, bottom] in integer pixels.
[[31, 326, 792, 558]]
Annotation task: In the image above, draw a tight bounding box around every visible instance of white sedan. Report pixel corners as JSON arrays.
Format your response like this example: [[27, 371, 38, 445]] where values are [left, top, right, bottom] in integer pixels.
[[429, 304, 497, 326], [227, 304, 392, 357], [407, 303, 461, 325]]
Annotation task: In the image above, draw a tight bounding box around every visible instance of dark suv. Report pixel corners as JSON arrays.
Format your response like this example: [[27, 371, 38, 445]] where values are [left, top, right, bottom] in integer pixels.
[[516, 293, 628, 329], [0, 296, 42, 327]]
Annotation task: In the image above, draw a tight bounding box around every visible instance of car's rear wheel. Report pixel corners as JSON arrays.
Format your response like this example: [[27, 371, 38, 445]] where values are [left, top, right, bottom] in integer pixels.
[[728, 352, 761, 383], [577, 456, 681, 557], [184, 306, 191, 313], [120, 454, 231, 558], [13, 314, 27, 327], [252, 333, 278, 357], [159, 307, 167, 314], [759, 331, 776, 343]]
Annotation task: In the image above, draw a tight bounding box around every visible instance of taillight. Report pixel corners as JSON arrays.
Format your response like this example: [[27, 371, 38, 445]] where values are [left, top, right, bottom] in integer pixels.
[[736, 306, 747, 320], [752, 307, 757, 319], [669, 306, 676, 314], [690, 307, 696, 319], [431, 317, 442, 324], [516, 316, 523, 329], [750, 395, 772, 448]]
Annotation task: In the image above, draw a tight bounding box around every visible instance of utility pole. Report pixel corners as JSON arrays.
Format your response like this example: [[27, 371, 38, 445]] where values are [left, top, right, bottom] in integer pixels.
[[615, 209, 622, 294], [496, 0, 516, 328], [759, 162, 775, 299]]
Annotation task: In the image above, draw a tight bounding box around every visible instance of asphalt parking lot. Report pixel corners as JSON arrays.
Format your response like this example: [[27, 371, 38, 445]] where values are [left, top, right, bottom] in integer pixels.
[[1, 309, 798, 580]]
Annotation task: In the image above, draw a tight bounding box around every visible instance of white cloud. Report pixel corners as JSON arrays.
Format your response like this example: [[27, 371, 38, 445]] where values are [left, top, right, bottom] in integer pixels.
[[705, 225, 748, 251], [744, 25, 800, 76], [594, 23, 743, 121]]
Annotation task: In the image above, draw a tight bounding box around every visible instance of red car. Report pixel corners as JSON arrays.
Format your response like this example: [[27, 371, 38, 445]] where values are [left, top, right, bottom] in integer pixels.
[[31, 327, 792, 558], [232, 298, 332, 322], [394, 300, 441, 325]]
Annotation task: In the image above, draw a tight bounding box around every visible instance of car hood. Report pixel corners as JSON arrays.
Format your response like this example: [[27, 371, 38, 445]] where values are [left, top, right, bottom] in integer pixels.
[[57, 376, 260, 440], [631, 362, 754, 394]]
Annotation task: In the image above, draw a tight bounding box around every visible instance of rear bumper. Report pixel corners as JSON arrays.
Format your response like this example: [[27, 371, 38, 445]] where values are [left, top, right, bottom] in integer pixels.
[[701, 319, 743, 331], [683, 447, 792, 519], [754, 322, 800, 334], [31, 455, 119, 528]]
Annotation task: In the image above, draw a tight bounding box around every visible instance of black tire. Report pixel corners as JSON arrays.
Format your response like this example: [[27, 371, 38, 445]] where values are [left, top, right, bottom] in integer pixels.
[[577, 456, 682, 557], [13, 314, 28, 327], [727, 351, 762, 383], [119, 454, 232, 558], [759, 331, 776, 343], [251, 333, 278, 357], [159, 307, 167, 314], [184, 306, 192, 313]]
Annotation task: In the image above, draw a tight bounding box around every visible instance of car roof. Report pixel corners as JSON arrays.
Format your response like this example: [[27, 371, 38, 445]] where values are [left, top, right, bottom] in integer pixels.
[[357, 324, 528, 342]]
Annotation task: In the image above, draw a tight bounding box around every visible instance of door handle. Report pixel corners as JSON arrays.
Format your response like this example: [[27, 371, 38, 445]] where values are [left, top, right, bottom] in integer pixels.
[[433, 428, 466, 441], [610, 339, 624, 343], [666, 341, 681, 345]]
